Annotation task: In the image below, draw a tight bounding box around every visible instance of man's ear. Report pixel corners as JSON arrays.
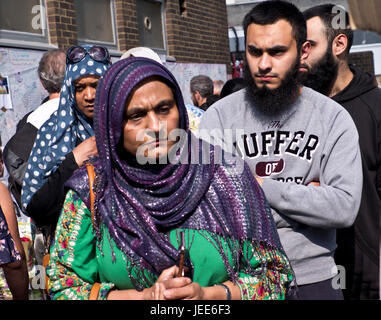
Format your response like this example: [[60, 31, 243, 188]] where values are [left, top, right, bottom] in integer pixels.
[[194, 90, 202, 104], [332, 33, 348, 57], [300, 41, 311, 63]]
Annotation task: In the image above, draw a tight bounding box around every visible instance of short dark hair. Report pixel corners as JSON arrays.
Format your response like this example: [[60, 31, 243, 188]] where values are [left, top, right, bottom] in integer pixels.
[[38, 49, 66, 94], [243, 0, 307, 52], [303, 4, 354, 55], [190, 75, 213, 98], [220, 78, 247, 99]]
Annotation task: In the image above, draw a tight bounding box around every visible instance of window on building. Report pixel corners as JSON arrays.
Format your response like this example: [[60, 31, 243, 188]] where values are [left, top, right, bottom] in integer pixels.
[[136, 0, 166, 52], [0, 0, 49, 46], [179, 0, 187, 17], [75, 0, 117, 49]]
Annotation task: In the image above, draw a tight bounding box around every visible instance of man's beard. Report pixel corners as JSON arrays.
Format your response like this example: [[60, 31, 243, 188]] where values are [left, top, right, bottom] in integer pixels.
[[300, 47, 339, 95], [243, 56, 301, 117]]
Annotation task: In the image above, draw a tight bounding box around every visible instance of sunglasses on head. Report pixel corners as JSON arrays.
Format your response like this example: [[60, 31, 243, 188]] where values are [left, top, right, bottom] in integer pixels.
[[66, 46, 110, 64]]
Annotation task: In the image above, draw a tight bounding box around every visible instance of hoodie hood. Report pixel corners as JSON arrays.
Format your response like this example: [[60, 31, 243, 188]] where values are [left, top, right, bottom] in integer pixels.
[[332, 65, 378, 103]]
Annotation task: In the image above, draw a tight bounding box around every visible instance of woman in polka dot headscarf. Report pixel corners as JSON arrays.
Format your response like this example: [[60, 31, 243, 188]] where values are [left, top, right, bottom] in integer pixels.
[[21, 45, 111, 228]]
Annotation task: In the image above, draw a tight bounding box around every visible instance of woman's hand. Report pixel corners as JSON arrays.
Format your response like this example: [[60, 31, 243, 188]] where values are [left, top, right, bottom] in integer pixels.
[[143, 265, 202, 300], [108, 265, 240, 300], [72, 136, 98, 167], [108, 265, 192, 300], [162, 280, 204, 300], [142, 266, 240, 300]]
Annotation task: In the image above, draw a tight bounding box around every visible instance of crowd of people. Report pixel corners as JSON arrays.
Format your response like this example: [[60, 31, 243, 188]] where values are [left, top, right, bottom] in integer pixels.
[[0, 1, 379, 301]]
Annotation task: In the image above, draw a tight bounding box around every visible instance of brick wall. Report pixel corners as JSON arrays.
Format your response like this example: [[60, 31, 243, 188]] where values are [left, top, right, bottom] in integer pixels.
[[349, 51, 375, 75], [44, 0, 230, 67], [165, 0, 231, 66], [46, 0, 78, 49], [114, 0, 139, 51]]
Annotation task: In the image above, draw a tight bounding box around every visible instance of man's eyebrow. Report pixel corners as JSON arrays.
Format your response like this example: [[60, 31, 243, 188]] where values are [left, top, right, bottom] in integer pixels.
[[307, 39, 317, 45], [247, 44, 261, 50], [267, 45, 288, 52], [248, 44, 288, 52]]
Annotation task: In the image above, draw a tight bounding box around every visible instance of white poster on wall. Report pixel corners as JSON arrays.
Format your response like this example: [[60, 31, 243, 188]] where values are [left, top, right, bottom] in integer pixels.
[[164, 62, 227, 105], [0, 75, 13, 110], [0, 47, 47, 145]]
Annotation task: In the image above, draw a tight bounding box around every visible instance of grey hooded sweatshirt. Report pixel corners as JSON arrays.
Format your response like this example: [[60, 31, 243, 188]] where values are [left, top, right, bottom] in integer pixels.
[[199, 86, 362, 286]]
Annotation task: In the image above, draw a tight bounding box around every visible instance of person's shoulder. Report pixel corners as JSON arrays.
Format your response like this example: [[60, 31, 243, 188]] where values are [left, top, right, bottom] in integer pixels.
[[0, 181, 8, 194], [301, 86, 349, 114], [0, 181, 12, 204], [29, 97, 59, 117], [212, 88, 246, 109], [203, 88, 247, 121], [301, 87, 358, 130], [65, 159, 103, 209], [185, 104, 204, 117], [27, 97, 60, 129], [360, 86, 381, 115], [64, 165, 91, 207], [66, 162, 96, 189]]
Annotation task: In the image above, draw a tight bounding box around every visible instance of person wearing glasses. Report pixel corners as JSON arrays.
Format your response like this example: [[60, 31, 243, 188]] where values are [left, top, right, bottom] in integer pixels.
[[21, 45, 111, 236]]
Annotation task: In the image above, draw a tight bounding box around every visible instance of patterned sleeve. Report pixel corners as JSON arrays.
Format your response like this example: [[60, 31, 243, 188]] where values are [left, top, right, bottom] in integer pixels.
[[236, 241, 293, 300], [46, 190, 114, 300]]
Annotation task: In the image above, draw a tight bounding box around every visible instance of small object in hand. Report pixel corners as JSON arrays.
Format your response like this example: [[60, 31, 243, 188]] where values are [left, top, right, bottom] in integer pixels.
[[177, 230, 185, 277]]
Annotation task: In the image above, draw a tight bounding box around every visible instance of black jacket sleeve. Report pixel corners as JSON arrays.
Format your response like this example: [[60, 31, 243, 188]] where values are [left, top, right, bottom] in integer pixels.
[[26, 152, 79, 227], [377, 129, 381, 199]]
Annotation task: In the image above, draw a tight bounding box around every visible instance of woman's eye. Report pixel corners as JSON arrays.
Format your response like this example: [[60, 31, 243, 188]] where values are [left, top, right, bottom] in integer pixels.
[[128, 113, 143, 121], [160, 108, 169, 114], [158, 106, 171, 114]]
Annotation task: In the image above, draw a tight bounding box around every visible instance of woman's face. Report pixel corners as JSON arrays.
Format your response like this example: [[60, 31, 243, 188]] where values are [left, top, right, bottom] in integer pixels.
[[123, 79, 180, 162], [74, 75, 100, 118]]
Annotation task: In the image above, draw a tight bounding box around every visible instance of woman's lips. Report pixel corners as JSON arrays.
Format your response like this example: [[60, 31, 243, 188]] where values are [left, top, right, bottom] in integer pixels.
[[144, 139, 168, 147]]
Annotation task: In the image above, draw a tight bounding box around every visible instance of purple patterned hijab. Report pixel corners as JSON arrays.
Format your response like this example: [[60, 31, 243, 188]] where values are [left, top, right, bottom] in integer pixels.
[[66, 57, 291, 290]]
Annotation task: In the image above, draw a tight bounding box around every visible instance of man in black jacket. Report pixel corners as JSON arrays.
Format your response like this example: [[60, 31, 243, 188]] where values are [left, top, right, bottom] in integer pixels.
[[301, 4, 381, 300]]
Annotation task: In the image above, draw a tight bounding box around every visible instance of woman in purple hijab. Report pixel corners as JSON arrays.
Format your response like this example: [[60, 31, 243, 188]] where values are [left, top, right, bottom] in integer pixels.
[[46, 58, 294, 300]]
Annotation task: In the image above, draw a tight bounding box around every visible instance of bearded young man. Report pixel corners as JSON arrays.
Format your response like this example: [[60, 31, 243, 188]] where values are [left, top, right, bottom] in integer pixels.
[[301, 4, 381, 300], [199, 0, 363, 300]]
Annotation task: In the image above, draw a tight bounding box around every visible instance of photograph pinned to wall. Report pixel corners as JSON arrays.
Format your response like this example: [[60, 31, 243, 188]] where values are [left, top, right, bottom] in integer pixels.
[[0, 75, 13, 110]]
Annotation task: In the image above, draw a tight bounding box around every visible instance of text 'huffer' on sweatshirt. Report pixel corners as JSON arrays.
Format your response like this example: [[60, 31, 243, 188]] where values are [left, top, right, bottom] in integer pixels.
[[199, 86, 363, 286]]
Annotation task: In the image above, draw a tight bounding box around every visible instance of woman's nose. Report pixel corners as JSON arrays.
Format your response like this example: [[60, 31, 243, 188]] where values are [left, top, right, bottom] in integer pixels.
[[147, 112, 161, 133], [84, 86, 95, 100]]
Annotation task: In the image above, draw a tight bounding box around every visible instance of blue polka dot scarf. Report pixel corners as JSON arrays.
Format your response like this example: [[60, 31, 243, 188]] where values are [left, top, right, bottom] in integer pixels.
[[21, 45, 111, 210]]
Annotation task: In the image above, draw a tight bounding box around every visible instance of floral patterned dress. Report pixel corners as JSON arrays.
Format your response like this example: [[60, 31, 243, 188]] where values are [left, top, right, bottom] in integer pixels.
[[46, 190, 293, 300], [0, 206, 21, 266]]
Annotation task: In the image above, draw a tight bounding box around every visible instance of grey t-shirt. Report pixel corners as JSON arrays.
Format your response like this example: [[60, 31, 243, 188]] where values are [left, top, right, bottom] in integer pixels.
[[199, 87, 362, 285]]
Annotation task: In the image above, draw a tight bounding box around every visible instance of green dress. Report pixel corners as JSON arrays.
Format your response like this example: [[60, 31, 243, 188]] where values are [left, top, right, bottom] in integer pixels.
[[47, 190, 292, 300]]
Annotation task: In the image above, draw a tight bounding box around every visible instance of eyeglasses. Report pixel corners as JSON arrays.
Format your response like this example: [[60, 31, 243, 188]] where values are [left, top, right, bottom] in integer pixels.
[[66, 46, 110, 64]]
